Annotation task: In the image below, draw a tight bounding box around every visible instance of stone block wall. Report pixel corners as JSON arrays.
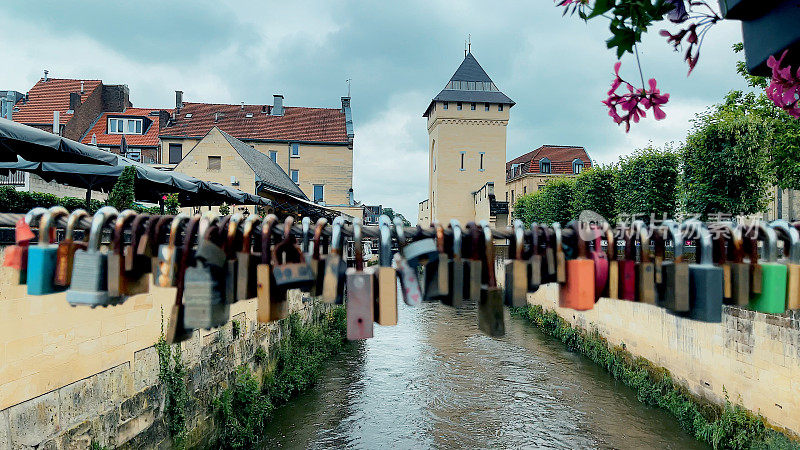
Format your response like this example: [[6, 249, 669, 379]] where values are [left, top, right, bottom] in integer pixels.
[[527, 284, 800, 436]]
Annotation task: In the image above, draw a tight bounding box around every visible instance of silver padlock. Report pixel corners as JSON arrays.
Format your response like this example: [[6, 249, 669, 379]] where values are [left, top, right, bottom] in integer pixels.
[[346, 218, 374, 340], [394, 217, 423, 306], [183, 221, 230, 329], [66, 206, 119, 307]]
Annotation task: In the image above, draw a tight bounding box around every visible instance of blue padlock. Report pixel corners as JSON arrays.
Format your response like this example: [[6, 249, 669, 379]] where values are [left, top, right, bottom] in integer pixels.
[[27, 206, 69, 295]]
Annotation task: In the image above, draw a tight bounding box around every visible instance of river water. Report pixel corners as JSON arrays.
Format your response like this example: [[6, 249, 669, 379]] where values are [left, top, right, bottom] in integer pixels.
[[261, 301, 706, 449]]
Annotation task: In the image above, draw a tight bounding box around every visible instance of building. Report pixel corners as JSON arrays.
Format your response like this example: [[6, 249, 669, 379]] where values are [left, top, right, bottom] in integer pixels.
[[158, 92, 358, 216], [9, 72, 131, 141], [418, 51, 513, 227], [79, 108, 172, 164], [173, 127, 309, 215], [505, 145, 592, 214]]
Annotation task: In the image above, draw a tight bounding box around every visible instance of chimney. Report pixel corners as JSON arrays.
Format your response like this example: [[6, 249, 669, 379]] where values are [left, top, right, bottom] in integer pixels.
[[241, 101, 244, 111], [272, 94, 284, 116], [53, 111, 60, 135], [80, 81, 84, 94], [175, 90, 183, 112], [214, 112, 220, 123], [91, 134, 97, 145], [69, 92, 81, 112], [43, 70, 49, 82], [341, 96, 351, 113], [347, 188, 354, 206]]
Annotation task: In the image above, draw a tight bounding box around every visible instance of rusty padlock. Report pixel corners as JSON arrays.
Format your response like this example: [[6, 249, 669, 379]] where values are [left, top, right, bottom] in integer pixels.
[[54, 209, 90, 287], [346, 217, 374, 340], [256, 215, 280, 323]]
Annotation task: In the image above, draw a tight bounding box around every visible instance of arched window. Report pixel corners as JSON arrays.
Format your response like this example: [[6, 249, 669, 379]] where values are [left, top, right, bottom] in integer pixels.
[[572, 158, 584, 174], [540, 157, 551, 174]]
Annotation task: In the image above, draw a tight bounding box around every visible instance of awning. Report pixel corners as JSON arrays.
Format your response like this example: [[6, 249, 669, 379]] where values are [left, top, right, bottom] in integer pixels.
[[0, 118, 121, 165]]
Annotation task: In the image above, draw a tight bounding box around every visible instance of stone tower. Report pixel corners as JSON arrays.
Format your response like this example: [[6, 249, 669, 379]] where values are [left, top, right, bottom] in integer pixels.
[[419, 51, 514, 226]]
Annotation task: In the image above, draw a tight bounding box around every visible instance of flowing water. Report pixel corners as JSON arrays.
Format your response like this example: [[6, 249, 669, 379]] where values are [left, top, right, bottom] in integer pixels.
[[261, 301, 706, 449]]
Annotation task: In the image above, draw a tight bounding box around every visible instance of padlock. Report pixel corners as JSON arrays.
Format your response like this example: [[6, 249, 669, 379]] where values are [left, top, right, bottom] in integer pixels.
[[394, 217, 423, 306], [322, 216, 347, 304], [504, 219, 528, 307], [373, 214, 398, 324], [748, 222, 787, 314], [463, 222, 483, 301], [552, 223, 566, 283], [606, 227, 619, 299], [711, 221, 749, 307], [108, 210, 149, 300], [589, 223, 609, 301], [137, 214, 164, 265], [658, 220, 690, 312], [528, 223, 542, 293], [744, 227, 763, 295], [301, 216, 312, 255], [54, 209, 90, 287], [346, 217, 374, 340], [633, 220, 657, 305], [222, 214, 244, 303], [126, 214, 153, 274], [4, 207, 47, 285], [618, 224, 637, 301], [478, 220, 505, 337], [236, 214, 261, 301], [401, 225, 438, 270], [424, 222, 449, 301], [681, 220, 724, 322], [149, 215, 176, 275], [183, 222, 230, 329], [256, 215, 280, 323], [155, 213, 190, 287], [309, 218, 328, 296], [66, 207, 119, 307], [559, 221, 595, 310], [168, 215, 201, 344], [542, 226, 557, 283], [770, 220, 800, 310], [272, 216, 315, 292], [445, 219, 465, 307], [27, 206, 69, 295]]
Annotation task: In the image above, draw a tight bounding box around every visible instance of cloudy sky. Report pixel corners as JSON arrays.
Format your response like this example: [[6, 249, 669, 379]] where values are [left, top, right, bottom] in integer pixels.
[[0, 1, 750, 220]]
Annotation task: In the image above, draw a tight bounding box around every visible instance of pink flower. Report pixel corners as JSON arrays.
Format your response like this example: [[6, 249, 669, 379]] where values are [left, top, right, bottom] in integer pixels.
[[603, 62, 670, 131], [766, 50, 800, 118]]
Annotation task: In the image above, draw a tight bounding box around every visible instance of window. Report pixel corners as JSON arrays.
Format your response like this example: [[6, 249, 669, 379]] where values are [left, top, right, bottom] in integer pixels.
[[208, 155, 221, 170], [290, 169, 299, 184], [291, 143, 299, 157], [313, 184, 324, 203], [498, 104, 504, 111], [485, 103, 490, 111], [457, 102, 462, 110], [470, 103, 476, 110], [443, 102, 448, 110], [479, 152, 485, 171], [573, 159, 584, 174], [540, 158, 551, 174], [524, 186, 527, 194], [108, 118, 143, 134], [269, 151, 278, 163], [506, 191, 508, 202], [127, 149, 141, 162], [460, 151, 465, 171], [168, 143, 182, 164], [511, 189, 515, 203]]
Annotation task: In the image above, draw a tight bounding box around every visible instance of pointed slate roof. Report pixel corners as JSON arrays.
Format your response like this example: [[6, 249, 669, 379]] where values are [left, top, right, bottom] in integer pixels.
[[217, 128, 308, 200], [424, 52, 514, 117]]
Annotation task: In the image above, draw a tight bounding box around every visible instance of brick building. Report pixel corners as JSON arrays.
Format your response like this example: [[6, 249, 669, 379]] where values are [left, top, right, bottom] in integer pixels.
[[79, 108, 171, 165]]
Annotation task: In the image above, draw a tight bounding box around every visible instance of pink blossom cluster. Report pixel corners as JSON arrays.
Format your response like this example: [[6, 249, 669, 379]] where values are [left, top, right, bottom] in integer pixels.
[[603, 62, 670, 132], [766, 50, 800, 118], [659, 25, 699, 74]]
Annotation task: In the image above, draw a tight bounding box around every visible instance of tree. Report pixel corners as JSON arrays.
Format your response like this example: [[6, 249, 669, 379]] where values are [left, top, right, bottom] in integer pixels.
[[681, 114, 773, 217], [571, 165, 620, 223], [219, 203, 230, 215], [164, 193, 180, 215], [616, 146, 679, 221], [382, 207, 411, 226], [513, 177, 575, 225], [107, 166, 136, 211]]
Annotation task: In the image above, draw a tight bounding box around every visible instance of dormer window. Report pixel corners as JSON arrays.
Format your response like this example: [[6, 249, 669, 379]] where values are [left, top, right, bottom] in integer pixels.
[[540, 157, 551, 174], [108, 118, 143, 134], [573, 159, 584, 174]]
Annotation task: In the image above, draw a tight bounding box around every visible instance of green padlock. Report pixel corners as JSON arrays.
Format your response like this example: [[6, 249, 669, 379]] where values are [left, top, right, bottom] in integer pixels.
[[749, 222, 787, 314]]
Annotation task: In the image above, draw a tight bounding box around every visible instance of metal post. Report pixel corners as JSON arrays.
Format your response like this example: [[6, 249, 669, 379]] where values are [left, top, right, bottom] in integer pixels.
[[85, 187, 91, 209]]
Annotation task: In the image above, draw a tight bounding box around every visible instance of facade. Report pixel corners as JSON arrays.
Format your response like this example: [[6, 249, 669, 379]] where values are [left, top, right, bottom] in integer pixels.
[[419, 52, 513, 226], [79, 107, 172, 164], [159, 92, 356, 214], [505, 145, 592, 215]]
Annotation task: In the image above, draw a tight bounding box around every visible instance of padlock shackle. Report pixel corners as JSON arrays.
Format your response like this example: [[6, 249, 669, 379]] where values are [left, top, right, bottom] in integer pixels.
[[633, 220, 651, 263], [260, 214, 279, 265], [175, 215, 201, 306], [313, 218, 328, 261], [756, 220, 779, 262], [129, 213, 150, 257], [88, 206, 119, 251], [680, 219, 713, 265], [605, 226, 616, 260], [530, 223, 540, 258], [223, 213, 244, 258], [331, 216, 345, 255], [393, 217, 408, 248], [552, 223, 564, 266], [590, 223, 605, 257], [565, 221, 588, 259], [467, 222, 482, 261], [25, 207, 49, 227], [301, 217, 312, 254], [198, 211, 220, 241], [769, 219, 800, 263], [38, 206, 68, 245], [378, 215, 392, 266], [167, 213, 189, 248], [512, 219, 525, 260], [272, 216, 307, 267], [663, 220, 685, 263], [241, 214, 262, 253], [112, 210, 137, 254], [450, 219, 462, 260], [353, 217, 364, 271], [434, 222, 446, 254], [481, 220, 497, 288], [64, 209, 89, 242], [155, 215, 175, 247], [709, 221, 741, 264]]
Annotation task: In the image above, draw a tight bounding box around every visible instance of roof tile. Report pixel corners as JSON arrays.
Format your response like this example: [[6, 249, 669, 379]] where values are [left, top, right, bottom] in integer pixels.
[[506, 145, 592, 177], [80, 108, 170, 147], [12, 78, 102, 124]]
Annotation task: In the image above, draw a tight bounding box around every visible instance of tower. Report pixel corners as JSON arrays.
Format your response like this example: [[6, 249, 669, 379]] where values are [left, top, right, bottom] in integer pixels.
[[420, 51, 514, 226]]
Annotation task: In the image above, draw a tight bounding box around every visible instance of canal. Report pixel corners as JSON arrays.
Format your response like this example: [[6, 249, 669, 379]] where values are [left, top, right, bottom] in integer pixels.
[[262, 301, 706, 449]]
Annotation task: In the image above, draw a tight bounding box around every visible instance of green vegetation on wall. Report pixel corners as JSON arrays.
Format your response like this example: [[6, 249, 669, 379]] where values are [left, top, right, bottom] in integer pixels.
[[155, 323, 189, 449]]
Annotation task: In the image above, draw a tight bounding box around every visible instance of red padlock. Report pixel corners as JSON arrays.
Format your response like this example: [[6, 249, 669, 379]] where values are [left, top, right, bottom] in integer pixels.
[[4, 207, 47, 285], [589, 224, 609, 301], [619, 224, 637, 301], [559, 221, 595, 310]]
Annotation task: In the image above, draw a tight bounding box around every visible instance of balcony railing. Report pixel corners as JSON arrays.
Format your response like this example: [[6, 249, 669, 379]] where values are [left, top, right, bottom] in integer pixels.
[[0, 171, 26, 186]]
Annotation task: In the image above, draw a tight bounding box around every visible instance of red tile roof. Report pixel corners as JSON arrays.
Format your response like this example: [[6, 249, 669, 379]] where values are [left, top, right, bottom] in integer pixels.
[[80, 107, 171, 147], [506, 145, 592, 177], [12, 78, 102, 124], [160, 102, 349, 143]]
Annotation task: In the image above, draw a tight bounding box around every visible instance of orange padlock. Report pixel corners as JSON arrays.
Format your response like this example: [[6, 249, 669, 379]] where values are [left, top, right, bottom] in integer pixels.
[[559, 221, 595, 310]]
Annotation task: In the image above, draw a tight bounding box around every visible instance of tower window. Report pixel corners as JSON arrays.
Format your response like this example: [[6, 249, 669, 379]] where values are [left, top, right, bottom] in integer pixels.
[[498, 104, 504, 111], [470, 103, 476, 110], [443, 102, 448, 110], [457, 102, 462, 110], [485, 103, 490, 111], [460, 151, 465, 171], [479, 152, 485, 171]]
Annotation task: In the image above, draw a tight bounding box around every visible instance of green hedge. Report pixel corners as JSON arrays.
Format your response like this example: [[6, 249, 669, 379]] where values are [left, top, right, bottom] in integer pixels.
[[0, 186, 159, 215]]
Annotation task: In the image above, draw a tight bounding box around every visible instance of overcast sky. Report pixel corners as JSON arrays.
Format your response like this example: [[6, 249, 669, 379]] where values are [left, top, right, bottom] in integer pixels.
[[0, 1, 750, 220]]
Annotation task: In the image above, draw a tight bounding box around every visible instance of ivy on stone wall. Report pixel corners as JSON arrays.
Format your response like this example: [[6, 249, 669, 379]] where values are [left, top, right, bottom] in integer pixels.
[[155, 318, 189, 450]]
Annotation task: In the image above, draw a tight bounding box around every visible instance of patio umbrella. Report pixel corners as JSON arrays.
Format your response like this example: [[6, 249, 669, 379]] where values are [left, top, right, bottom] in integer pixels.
[[0, 118, 120, 165]]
